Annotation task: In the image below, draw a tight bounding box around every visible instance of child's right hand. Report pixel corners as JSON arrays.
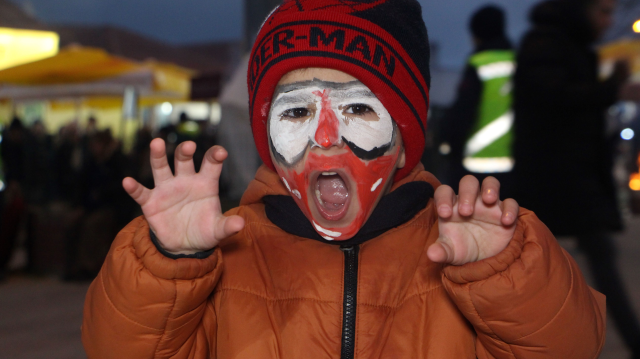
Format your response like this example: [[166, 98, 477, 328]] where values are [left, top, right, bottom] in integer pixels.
[[122, 139, 245, 255]]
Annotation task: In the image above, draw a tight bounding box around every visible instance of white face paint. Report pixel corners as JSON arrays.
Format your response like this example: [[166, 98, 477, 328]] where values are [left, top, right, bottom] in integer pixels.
[[269, 80, 394, 165]]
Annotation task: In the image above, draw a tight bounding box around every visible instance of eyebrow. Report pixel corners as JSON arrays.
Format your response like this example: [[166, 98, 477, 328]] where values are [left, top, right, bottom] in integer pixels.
[[271, 92, 317, 109], [332, 88, 376, 101], [273, 78, 363, 97], [271, 79, 377, 110]]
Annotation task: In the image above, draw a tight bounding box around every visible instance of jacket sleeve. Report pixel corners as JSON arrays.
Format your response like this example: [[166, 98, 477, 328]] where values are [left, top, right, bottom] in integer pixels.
[[441, 209, 606, 359], [81, 216, 223, 359]]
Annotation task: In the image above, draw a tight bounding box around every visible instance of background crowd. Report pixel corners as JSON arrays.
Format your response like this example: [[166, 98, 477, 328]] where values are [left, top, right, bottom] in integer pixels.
[[0, 114, 219, 281]]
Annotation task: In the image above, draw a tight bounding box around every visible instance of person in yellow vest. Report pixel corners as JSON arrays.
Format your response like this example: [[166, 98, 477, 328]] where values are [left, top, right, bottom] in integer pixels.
[[441, 5, 514, 196]]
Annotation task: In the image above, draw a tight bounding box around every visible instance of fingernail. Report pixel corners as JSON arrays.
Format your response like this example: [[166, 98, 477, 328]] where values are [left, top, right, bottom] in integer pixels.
[[460, 203, 472, 214]]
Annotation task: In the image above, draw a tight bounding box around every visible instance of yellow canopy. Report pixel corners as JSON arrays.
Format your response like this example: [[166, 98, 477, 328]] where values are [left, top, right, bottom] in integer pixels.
[[0, 46, 139, 85], [0, 46, 195, 100]]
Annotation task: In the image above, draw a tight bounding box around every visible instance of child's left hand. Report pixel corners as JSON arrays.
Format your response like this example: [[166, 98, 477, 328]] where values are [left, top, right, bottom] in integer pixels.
[[427, 175, 519, 265]]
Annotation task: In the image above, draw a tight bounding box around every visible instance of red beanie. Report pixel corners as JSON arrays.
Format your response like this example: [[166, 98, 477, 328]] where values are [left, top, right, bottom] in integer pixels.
[[248, 0, 431, 181]]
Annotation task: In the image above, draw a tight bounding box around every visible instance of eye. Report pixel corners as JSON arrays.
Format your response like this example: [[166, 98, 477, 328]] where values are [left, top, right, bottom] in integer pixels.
[[344, 104, 374, 115], [282, 108, 311, 119]]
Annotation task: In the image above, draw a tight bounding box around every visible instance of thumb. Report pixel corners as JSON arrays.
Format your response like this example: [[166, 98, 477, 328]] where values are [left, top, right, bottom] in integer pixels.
[[214, 214, 246, 242], [427, 238, 455, 264]]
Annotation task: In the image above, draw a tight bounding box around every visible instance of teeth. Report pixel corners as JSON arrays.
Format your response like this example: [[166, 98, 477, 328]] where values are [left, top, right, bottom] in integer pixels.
[[322, 172, 337, 176], [315, 189, 322, 203]]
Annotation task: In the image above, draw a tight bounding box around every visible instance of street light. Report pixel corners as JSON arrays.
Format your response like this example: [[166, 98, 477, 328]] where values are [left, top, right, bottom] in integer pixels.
[[634, 19, 640, 33]]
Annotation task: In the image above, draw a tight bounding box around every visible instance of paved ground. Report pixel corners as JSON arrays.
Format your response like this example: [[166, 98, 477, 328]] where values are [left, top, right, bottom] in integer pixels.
[[0, 278, 88, 359], [1, 217, 639, 358], [564, 213, 640, 359]]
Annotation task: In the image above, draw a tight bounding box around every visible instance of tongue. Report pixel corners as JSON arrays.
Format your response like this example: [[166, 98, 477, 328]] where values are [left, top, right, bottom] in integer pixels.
[[318, 175, 348, 205]]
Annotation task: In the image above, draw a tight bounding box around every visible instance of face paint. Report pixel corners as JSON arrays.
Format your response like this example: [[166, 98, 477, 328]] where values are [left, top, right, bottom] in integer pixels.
[[269, 80, 394, 165], [274, 145, 401, 240], [268, 78, 403, 241], [313, 89, 340, 148]]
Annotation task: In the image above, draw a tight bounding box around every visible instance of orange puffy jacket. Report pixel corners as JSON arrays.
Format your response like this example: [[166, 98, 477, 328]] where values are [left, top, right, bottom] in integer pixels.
[[82, 165, 606, 358]]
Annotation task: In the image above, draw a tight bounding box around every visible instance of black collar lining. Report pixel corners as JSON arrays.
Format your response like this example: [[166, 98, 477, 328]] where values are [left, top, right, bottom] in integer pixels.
[[264, 181, 433, 247]]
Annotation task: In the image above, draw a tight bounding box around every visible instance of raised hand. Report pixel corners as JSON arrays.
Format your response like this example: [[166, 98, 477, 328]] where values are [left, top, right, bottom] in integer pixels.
[[427, 175, 519, 265], [122, 139, 245, 255]]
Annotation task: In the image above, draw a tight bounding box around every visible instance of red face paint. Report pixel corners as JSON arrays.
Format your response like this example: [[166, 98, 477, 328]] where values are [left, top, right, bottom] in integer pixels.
[[313, 89, 340, 148], [270, 80, 402, 240], [274, 145, 400, 241]]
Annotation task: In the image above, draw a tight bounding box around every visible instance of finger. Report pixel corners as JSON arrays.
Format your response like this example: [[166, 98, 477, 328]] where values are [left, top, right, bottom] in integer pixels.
[[427, 240, 455, 264], [122, 177, 152, 206], [481, 176, 500, 205], [457, 175, 480, 217], [149, 138, 173, 183], [500, 198, 520, 227], [174, 141, 197, 176], [214, 214, 245, 241], [434, 184, 456, 219], [200, 146, 228, 179]]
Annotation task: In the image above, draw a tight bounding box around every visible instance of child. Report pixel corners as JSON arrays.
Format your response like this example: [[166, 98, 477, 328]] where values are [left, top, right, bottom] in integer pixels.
[[82, 1, 605, 358]]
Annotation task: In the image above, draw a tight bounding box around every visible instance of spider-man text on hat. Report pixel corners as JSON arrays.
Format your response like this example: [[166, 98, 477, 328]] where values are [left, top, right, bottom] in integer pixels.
[[248, 0, 431, 181]]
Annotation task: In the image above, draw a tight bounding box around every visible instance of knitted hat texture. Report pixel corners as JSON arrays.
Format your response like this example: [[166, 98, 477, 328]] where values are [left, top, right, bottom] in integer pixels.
[[248, 0, 431, 181]]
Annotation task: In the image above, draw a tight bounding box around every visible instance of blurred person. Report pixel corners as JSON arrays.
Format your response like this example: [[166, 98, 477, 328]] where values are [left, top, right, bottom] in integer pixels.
[[55, 122, 85, 205], [0, 179, 24, 281], [86, 115, 98, 137], [158, 123, 178, 174], [192, 121, 218, 174], [22, 120, 55, 273], [65, 130, 131, 280], [441, 5, 515, 195], [0, 117, 27, 279], [130, 126, 155, 191], [176, 112, 201, 140], [83, 1, 606, 358], [1, 117, 26, 187], [23, 120, 54, 205], [513, 0, 640, 356]]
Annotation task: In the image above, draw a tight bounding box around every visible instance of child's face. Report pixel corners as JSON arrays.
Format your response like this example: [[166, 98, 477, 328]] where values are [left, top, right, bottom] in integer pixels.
[[268, 68, 406, 240]]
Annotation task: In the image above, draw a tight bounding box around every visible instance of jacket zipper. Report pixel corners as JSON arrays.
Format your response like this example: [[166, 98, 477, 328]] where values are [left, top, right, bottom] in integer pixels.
[[340, 245, 359, 359]]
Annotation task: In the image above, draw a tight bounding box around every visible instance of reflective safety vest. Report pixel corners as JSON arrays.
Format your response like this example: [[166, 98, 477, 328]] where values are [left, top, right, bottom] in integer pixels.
[[463, 50, 515, 173]]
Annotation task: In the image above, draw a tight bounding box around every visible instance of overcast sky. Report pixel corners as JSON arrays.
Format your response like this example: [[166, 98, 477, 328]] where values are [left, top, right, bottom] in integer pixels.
[[7, 0, 556, 68]]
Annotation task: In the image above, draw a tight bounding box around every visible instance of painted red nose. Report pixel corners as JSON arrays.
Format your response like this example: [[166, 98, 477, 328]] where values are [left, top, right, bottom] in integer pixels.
[[313, 90, 340, 148]]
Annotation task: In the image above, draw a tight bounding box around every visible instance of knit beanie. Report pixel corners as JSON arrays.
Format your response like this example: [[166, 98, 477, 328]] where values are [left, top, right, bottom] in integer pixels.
[[469, 5, 506, 41], [248, 0, 431, 181]]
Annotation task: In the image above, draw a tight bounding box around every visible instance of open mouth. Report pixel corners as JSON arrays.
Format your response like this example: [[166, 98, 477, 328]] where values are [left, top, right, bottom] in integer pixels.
[[312, 170, 351, 221]]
